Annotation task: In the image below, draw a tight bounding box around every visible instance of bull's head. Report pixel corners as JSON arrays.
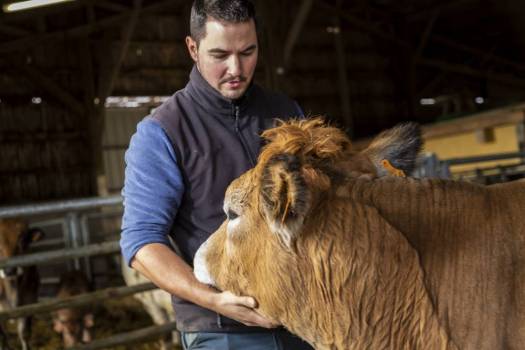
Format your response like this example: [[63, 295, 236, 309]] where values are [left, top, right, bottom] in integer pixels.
[[193, 118, 424, 347]]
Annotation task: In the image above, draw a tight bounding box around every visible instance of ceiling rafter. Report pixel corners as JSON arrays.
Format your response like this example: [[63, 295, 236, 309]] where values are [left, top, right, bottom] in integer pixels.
[[0, 23, 33, 37], [4, 58, 84, 115], [0, 0, 174, 54], [315, 0, 411, 48], [407, 0, 476, 22], [283, 0, 314, 68], [98, 0, 142, 101]]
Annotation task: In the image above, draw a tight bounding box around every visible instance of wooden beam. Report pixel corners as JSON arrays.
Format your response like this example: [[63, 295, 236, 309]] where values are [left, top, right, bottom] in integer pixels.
[[332, 0, 353, 136], [98, 0, 142, 101], [415, 10, 439, 60], [315, 0, 411, 48], [7, 59, 84, 115], [0, 24, 33, 37], [419, 58, 525, 89], [407, 0, 475, 22], [0, 0, 174, 54], [422, 104, 525, 139], [351, 104, 525, 150], [94, 1, 130, 13], [431, 35, 525, 74], [283, 0, 314, 67]]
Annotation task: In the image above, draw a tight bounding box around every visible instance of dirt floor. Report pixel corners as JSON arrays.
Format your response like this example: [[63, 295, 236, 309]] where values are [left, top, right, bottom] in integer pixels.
[[2, 296, 182, 350]]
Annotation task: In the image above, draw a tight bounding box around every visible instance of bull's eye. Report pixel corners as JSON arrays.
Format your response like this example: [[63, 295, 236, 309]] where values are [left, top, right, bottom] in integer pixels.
[[227, 209, 239, 221]]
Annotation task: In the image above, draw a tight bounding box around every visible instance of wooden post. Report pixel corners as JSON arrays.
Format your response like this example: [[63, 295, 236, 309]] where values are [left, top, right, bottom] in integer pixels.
[[333, 0, 353, 136]]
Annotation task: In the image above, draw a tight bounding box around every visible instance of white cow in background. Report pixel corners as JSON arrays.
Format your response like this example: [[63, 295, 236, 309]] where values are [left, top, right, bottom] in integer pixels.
[[121, 259, 180, 349]]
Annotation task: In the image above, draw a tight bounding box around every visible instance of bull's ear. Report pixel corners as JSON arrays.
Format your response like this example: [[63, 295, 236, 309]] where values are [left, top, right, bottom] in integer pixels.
[[259, 154, 310, 248], [363, 122, 422, 177]]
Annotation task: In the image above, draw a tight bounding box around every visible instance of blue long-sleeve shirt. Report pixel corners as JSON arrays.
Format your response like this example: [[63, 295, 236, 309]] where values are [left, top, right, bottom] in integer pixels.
[[120, 118, 184, 266]]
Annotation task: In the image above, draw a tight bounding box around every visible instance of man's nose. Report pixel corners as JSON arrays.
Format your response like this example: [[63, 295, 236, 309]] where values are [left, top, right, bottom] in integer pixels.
[[227, 55, 242, 77]]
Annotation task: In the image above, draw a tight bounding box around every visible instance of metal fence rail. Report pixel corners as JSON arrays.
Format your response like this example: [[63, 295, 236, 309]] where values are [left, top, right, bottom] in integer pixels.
[[0, 195, 122, 218], [0, 282, 156, 321], [0, 195, 179, 349], [0, 241, 120, 270], [68, 321, 178, 350]]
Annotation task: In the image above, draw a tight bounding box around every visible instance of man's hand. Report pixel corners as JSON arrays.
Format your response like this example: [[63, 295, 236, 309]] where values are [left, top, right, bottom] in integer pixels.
[[210, 290, 279, 328]]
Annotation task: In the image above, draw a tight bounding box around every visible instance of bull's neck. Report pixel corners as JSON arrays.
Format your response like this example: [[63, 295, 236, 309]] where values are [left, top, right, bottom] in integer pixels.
[[270, 194, 458, 350], [345, 177, 484, 253]]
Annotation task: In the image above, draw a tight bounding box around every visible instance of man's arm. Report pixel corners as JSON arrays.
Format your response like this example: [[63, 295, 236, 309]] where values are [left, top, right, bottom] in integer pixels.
[[131, 243, 278, 328], [121, 119, 276, 328]]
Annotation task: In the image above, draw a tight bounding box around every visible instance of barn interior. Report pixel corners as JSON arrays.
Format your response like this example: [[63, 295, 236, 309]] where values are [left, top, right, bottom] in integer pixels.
[[0, 0, 524, 349]]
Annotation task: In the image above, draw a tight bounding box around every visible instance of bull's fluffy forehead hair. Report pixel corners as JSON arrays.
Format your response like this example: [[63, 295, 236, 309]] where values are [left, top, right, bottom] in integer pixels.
[[258, 117, 352, 168]]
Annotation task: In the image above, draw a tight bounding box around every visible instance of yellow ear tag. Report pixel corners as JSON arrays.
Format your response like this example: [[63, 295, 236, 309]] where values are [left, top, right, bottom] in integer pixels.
[[381, 159, 406, 177]]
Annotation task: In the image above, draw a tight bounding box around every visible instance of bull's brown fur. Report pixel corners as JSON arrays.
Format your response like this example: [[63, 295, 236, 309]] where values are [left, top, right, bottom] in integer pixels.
[[195, 119, 524, 349]]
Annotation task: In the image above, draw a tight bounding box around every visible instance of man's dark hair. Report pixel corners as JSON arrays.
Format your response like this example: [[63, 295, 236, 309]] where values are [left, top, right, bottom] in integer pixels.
[[190, 0, 256, 43]]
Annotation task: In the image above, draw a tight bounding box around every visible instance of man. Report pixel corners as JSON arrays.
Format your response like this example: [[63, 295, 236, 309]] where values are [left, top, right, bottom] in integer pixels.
[[120, 1, 313, 349]]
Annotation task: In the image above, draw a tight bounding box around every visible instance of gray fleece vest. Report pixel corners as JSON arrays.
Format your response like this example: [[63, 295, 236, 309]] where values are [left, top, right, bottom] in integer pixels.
[[151, 66, 301, 332]]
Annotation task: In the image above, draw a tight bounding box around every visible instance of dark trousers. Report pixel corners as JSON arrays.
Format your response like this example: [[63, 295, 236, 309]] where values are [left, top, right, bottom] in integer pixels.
[[181, 330, 314, 350]]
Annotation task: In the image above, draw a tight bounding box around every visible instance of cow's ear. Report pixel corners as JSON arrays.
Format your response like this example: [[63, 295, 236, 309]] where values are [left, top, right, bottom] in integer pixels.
[[362, 122, 422, 177], [17, 228, 45, 252], [259, 154, 310, 248], [27, 228, 45, 242]]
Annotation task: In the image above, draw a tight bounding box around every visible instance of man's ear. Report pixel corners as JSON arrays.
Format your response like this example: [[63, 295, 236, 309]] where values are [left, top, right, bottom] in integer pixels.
[[259, 154, 310, 249], [185, 36, 199, 62]]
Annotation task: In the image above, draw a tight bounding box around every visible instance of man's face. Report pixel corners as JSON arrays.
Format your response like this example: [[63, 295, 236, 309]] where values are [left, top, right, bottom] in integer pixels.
[[186, 18, 258, 100]]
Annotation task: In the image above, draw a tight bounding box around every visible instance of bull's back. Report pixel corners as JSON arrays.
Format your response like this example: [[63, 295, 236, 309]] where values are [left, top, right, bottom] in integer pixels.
[[488, 180, 525, 348]]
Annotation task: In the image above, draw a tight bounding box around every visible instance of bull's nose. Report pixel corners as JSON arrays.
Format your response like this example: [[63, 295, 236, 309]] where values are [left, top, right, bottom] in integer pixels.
[[193, 241, 216, 286]]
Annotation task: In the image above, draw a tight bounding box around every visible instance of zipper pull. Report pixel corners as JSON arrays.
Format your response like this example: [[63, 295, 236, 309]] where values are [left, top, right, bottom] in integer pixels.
[[234, 105, 240, 132]]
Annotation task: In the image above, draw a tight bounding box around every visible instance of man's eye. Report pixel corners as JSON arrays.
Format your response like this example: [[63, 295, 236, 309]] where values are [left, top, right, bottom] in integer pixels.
[[227, 209, 239, 220], [212, 54, 227, 60], [241, 50, 254, 56]]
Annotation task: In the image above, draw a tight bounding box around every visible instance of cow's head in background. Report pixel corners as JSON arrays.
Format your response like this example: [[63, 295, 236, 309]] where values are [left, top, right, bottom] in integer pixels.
[[0, 219, 45, 350], [193, 118, 425, 348], [0, 219, 44, 303], [53, 271, 94, 347]]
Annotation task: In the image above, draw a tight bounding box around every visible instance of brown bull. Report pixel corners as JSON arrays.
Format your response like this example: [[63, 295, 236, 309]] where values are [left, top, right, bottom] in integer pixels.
[[193, 119, 525, 350], [0, 219, 44, 350]]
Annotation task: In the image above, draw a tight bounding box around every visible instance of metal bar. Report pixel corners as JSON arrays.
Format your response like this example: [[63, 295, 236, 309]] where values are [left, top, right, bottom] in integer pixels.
[[445, 152, 525, 166], [80, 214, 93, 281], [68, 321, 177, 350], [66, 213, 83, 270], [0, 241, 120, 270], [0, 282, 156, 320], [0, 195, 122, 218]]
